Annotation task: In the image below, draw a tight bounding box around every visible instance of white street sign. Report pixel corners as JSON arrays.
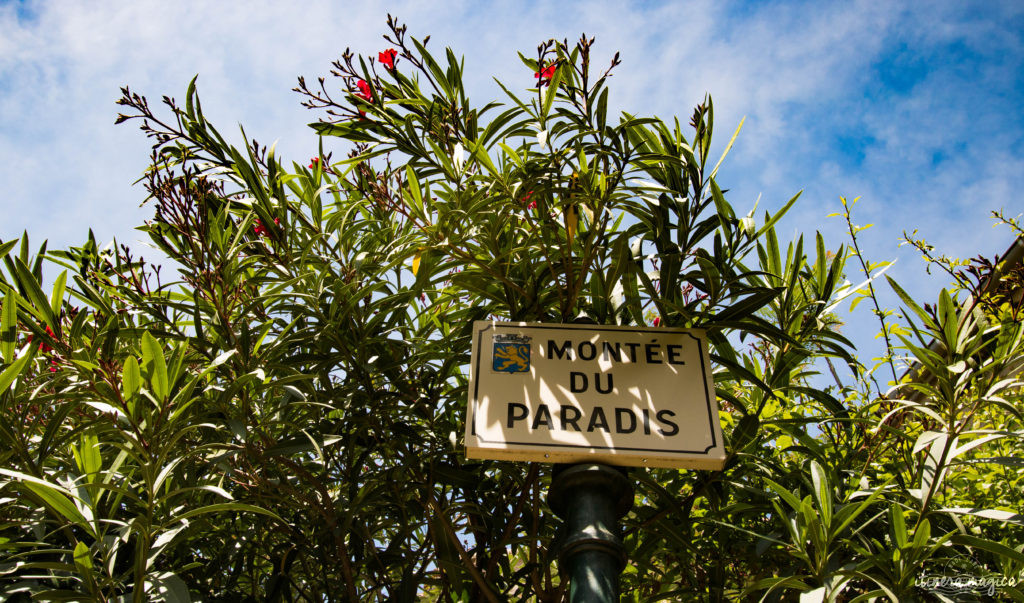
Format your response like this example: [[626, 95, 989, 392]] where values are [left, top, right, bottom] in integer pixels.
[[465, 321, 726, 469]]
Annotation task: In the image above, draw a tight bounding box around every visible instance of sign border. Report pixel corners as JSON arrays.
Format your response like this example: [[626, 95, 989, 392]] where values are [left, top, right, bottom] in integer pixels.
[[467, 321, 724, 460]]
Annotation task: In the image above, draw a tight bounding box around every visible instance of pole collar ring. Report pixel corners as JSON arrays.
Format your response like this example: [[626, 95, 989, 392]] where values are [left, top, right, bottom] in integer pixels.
[[558, 534, 628, 571]]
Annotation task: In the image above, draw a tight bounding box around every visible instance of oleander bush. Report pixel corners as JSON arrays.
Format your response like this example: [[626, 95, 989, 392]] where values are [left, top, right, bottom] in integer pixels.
[[1, 18, 1022, 602]]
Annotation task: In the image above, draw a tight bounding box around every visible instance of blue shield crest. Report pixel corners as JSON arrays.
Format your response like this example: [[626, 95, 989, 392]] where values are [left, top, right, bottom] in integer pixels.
[[492, 335, 531, 373]]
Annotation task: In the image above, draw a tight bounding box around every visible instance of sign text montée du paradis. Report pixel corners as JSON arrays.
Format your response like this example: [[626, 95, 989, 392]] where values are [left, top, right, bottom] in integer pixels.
[[465, 322, 726, 469]]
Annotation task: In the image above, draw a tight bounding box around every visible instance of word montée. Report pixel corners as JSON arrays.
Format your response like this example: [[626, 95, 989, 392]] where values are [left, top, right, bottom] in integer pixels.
[[545, 338, 685, 395], [546, 339, 687, 365]]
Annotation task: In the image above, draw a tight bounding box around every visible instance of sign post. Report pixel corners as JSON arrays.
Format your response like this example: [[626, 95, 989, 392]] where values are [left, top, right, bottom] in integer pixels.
[[465, 321, 726, 597], [548, 463, 633, 602]]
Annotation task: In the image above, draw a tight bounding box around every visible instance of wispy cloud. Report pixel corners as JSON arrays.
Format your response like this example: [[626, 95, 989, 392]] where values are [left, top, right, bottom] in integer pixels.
[[1, 0, 1021, 363]]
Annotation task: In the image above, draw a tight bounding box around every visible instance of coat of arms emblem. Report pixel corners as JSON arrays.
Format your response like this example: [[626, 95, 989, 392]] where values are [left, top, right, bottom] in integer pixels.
[[492, 333, 531, 373]]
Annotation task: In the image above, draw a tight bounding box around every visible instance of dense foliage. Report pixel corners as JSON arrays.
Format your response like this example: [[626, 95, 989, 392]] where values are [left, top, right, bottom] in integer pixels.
[[1, 20, 1022, 602]]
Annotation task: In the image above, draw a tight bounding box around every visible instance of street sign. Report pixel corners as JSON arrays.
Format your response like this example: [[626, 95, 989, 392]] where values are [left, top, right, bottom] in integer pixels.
[[465, 321, 726, 469]]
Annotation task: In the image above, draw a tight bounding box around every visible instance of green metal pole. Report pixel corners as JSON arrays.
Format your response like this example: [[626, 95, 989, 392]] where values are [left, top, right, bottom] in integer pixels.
[[548, 463, 634, 602]]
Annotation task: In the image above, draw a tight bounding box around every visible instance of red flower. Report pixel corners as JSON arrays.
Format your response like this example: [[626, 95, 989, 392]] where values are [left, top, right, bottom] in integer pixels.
[[26, 325, 56, 354], [37, 326, 55, 352], [534, 64, 556, 86], [355, 79, 372, 101], [253, 218, 281, 237], [652, 316, 661, 327], [522, 190, 536, 210], [309, 157, 333, 173], [379, 48, 398, 70]]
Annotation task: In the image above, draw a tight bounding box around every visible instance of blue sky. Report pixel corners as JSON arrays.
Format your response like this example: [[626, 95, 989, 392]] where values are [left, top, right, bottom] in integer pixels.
[[1, 0, 1022, 374]]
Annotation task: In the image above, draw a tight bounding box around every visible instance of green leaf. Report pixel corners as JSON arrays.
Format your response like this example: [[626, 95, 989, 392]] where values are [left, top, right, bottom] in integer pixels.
[[809, 461, 833, 526], [170, 502, 285, 525], [0, 468, 92, 535], [0, 238, 16, 259], [309, 121, 378, 143], [710, 116, 744, 179], [405, 165, 423, 213], [950, 434, 1005, 461], [197, 349, 236, 379], [920, 433, 949, 497], [832, 481, 887, 536], [730, 413, 762, 450], [886, 275, 934, 328], [595, 86, 609, 130], [141, 331, 169, 401], [184, 75, 198, 120], [763, 478, 803, 513], [913, 430, 945, 454], [151, 571, 192, 603], [0, 289, 17, 364], [743, 575, 813, 598], [940, 508, 1024, 525], [49, 270, 67, 317], [910, 519, 932, 554], [122, 355, 141, 398], [0, 344, 32, 392], [710, 178, 735, 222], [754, 190, 802, 240], [73, 541, 93, 574], [712, 287, 783, 324], [13, 256, 56, 328], [951, 534, 1024, 565], [889, 504, 907, 548], [74, 432, 102, 477], [153, 457, 184, 494], [540, 65, 563, 120]]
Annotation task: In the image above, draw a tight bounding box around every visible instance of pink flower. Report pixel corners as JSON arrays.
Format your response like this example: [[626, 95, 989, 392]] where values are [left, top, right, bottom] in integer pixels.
[[534, 64, 556, 86], [379, 48, 398, 70], [355, 79, 372, 101]]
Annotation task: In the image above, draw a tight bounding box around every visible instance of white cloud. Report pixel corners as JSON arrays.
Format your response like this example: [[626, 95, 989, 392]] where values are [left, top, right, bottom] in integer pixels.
[[0, 0, 1020, 366]]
